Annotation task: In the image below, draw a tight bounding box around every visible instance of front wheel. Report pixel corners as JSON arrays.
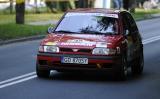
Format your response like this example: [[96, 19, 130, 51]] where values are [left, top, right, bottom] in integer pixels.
[[131, 51, 144, 75], [114, 55, 128, 80]]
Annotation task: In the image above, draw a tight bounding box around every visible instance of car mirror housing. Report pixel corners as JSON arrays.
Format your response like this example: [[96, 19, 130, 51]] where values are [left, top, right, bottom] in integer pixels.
[[47, 26, 55, 34], [124, 30, 130, 36]]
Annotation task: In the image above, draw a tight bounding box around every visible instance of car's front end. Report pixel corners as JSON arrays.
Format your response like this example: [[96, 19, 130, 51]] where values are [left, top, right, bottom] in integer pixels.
[[37, 34, 124, 72]]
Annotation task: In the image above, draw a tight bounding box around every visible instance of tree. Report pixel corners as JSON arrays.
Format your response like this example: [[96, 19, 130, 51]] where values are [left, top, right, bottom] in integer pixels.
[[69, 0, 75, 9], [35, 0, 39, 13], [123, 0, 136, 13], [123, 0, 129, 10], [129, 0, 136, 13], [10, 0, 13, 14], [78, 0, 89, 8], [16, 0, 25, 24]]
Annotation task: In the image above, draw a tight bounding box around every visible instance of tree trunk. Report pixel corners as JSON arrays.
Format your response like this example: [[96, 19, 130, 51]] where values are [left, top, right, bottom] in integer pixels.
[[35, 0, 39, 13], [69, 0, 76, 9], [16, 0, 25, 24], [78, 0, 89, 8], [123, 0, 136, 13], [10, 0, 13, 14], [123, 0, 129, 10], [129, 0, 136, 13]]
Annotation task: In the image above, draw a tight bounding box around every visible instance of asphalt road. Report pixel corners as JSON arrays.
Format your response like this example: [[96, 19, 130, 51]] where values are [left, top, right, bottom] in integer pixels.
[[0, 18, 160, 99]]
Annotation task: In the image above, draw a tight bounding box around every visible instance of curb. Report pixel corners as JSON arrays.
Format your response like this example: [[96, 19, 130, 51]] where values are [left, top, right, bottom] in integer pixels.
[[0, 14, 160, 46], [0, 35, 45, 45]]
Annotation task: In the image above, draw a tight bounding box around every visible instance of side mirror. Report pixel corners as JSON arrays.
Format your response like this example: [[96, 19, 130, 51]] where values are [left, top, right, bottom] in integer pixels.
[[124, 30, 130, 36], [47, 26, 55, 34]]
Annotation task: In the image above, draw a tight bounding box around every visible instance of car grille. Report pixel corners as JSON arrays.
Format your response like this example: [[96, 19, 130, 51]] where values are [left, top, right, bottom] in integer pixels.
[[60, 48, 91, 53]]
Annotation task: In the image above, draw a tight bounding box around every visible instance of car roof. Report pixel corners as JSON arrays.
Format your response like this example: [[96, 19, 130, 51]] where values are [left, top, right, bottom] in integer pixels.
[[67, 8, 124, 14]]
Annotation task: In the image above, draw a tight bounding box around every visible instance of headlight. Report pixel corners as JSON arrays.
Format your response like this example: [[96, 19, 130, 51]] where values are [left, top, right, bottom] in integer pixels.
[[92, 48, 117, 55], [39, 46, 59, 53]]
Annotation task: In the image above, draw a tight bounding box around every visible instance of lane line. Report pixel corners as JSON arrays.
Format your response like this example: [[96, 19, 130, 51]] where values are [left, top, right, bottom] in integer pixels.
[[143, 36, 160, 44], [0, 75, 37, 89], [0, 72, 36, 85], [0, 36, 160, 89]]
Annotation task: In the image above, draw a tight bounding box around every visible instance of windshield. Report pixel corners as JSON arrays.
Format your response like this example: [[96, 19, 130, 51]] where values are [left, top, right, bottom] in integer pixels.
[[55, 13, 119, 35]]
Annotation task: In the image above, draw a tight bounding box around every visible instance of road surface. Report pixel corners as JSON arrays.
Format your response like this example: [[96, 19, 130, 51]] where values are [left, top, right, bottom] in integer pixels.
[[0, 18, 160, 99]]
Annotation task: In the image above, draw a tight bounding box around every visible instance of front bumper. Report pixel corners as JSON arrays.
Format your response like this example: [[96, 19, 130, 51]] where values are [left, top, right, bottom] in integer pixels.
[[37, 53, 122, 71]]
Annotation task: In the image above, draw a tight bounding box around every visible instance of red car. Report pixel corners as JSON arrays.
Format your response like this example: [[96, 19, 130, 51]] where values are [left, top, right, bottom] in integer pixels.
[[36, 8, 144, 80]]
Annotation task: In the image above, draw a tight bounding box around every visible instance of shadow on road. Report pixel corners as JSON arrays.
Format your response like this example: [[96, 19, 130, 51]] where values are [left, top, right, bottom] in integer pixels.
[[38, 70, 149, 83]]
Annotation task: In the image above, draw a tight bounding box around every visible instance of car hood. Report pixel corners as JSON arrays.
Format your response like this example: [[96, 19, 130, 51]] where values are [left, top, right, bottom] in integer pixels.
[[41, 33, 123, 48]]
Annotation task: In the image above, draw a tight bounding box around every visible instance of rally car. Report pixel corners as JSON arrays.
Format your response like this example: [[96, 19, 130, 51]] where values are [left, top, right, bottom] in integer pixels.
[[36, 8, 144, 80]]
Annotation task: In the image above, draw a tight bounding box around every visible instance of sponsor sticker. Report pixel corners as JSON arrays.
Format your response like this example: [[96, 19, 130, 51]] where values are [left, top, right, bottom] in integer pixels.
[[60, 39, 96, 46], [60, 42, 93, 46], [96, 42, 107, 48], [66, 12, 118, 18], [45, 42, 57, 46]]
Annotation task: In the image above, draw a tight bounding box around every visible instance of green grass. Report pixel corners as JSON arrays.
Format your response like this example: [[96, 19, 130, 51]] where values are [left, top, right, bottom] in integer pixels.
[[0, 24, 49, 40], [0, 13, 62, 40], [0, 13, 63, 24], [0, 14, 15, 24], [25, 13, 63, 23], [132, 9, 160, 20]]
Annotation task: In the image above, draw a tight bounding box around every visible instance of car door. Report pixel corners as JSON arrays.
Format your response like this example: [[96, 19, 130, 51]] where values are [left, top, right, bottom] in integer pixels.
[[121, 12, 140, 62]]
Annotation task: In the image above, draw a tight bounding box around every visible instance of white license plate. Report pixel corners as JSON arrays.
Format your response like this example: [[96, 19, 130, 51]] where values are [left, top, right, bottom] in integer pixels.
[[61, 57, 88, 64]]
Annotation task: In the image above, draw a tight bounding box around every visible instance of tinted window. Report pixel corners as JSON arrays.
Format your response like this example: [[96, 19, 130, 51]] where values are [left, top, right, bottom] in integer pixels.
[[122, 12, 139, 34], [55, 13, 119, 35], [126, 13, 138, 32]]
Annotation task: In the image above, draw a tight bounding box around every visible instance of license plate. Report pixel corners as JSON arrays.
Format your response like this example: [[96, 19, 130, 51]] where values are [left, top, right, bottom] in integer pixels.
[[61, 57, 88, 64]]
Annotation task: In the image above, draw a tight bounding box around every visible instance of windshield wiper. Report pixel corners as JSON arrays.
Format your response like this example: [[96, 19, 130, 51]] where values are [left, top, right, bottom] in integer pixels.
[[89, 31, 116, 35], [81, 30, 101, 34], [55, 30, 78, 34], [82, 30, 115, 35], [105, 32, 116, 35]]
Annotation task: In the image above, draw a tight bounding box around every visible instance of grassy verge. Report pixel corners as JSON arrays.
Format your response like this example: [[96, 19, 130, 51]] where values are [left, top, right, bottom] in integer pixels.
[[0, 13, 63, 24], [0, 24, 49, 40], [0, 13, 62, 40], [132, 9, 160, 20], [25, 13, 63, 23]]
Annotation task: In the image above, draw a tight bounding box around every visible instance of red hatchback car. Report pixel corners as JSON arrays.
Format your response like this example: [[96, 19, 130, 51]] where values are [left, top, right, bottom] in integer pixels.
[[36, 8, 144, 80]]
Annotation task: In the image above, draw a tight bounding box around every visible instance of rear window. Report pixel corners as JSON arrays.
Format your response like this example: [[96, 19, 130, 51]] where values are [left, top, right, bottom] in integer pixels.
[[55, 12, 119, 35]]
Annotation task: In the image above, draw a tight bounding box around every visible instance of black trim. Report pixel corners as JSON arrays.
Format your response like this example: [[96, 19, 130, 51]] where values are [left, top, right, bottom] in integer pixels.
[[37, 53, 120, 60]]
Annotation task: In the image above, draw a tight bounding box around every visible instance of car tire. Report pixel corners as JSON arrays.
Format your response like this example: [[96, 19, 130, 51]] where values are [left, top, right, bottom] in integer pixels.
[[131, 50, 144, 75], [114, 55, 128, 81], [36, 64, 50, 78]]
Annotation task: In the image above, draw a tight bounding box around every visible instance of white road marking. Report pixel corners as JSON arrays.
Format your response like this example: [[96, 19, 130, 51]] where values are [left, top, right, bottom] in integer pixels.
[[0, 72, 36, 85], [0, 75, 37, 89], [143, 35, 160, 44], [0, 36, 160, 89]]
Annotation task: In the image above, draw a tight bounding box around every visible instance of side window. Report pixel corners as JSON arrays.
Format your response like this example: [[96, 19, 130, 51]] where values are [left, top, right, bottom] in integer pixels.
[[123, 12, 141, 42], [121, 13, 130, 34], [122, 12, 138, 35], [126, 13, 138, 33]]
